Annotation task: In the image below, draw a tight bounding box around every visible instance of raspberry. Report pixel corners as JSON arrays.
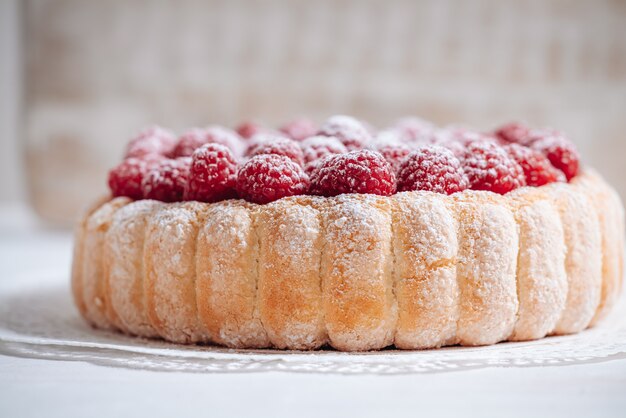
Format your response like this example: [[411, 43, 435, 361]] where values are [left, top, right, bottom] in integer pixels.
[[236, 121, 269, 139], [108, 158, 152, 199], [125, 126, 176, 159], [504, 143, 565, 186], [247, 137, 304, 166], [494, 122, 532, 145], [528, 130, 580, 181], [184, 144, 238, 202], [172, 126, 243, 158], [461, 141, 526, 194], [374, 144, 411, 174], [309, 150, 396, 197], [393, 117, 435, 143], [280, 118, 317, 141], [436, 129, 499, 158], [317, 115, 371, 151], [397, 145, 468, 194], [141, 157, 191, 202], [301, 135, 347, 163], [236, 155, 309, 204]]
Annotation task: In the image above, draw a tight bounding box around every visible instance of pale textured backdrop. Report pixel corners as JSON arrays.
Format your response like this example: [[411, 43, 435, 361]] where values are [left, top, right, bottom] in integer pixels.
[[21, 0, 626, 224]]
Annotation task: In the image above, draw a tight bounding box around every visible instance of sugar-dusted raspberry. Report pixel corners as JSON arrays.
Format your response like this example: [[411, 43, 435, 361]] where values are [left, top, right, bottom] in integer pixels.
[[504, 143, 565, 186], [301, 135, 347, 163], [236, 154, 309, 204], [393, 117, 435, 143], [280, 118, 317, 142], [493, 122, 532, 145], [374, 143, 412, 174], [184, 144, 238, 202], [397, 145, 469, 194], [141, 157, 191, 202], [108, 158, 151, 199], [236, 121, 270, 139], [172, 126, 244, 158], [125, 126, 177, 159], [435, 129, 499, 158], [247, 136, 305, 166], [309, 149, 396, 197], [461, 141, 526, 194], [317, 115, 372, 151], [528, 130, 580, 181]]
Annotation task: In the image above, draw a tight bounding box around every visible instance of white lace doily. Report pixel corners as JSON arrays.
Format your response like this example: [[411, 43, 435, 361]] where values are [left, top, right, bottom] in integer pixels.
[[1, 277, 625, 375]]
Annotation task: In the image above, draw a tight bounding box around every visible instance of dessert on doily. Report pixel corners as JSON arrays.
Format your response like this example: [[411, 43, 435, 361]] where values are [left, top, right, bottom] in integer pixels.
[[71, 116, 625, 352]]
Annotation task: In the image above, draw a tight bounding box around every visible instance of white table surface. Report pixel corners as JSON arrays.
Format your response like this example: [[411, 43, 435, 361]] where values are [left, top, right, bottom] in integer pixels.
[[1, 208, 625, 418]]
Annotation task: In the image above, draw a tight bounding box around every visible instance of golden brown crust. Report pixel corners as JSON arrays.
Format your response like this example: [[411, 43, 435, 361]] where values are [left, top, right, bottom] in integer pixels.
[[144, 202, 206, 343], [195, 201, 269, 348], [74, 171, 624, 350], [506, 188, 567, 340], [392, 192, 458, 349], [105, 200, 163, 337], [71, 195, 111, 320], [545, 182, 602, 334], [321, 194, 397, 351], [256, 196, 327, 350], [81, 197, 131, 330], [573, 170, 624, 325], [452, 191, 519, 346]]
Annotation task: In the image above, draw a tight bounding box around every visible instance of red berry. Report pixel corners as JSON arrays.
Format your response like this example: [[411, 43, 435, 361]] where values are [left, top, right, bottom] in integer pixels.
[[374, 144, 411, 174], [184, 144, 238, 202], [309, 150, 396, 197], [461, 141, 526, 194], [108, 158, 152, 199], [494, 122, 532, 145], [236, 121, 269, 139], [141, 158, 191, 202], [280, 118, 317, 141], [247, 137, 305, 166], [397, 145, 469, 195], [301, 135, 348, 169], [317, 115, 371, 151], [436, 130, 499, 158], [528, 130, 580, 181], [125, 126, 176, 159], [173, 126, 243, 158], [504, 143, 565, 186], [393, 117, 435, 143], [236, 155, 309, 204]]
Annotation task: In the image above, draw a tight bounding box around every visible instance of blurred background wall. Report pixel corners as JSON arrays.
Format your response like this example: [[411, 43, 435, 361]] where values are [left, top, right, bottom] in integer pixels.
[[1, 0, 625, 224]]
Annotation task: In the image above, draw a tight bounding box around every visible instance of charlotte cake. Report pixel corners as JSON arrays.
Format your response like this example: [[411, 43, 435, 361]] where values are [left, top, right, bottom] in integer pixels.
[[72, 117, 625, 351]]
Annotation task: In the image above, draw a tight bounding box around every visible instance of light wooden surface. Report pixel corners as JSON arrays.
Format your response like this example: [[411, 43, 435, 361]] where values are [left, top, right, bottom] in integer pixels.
[[13, 0, 626, 224]]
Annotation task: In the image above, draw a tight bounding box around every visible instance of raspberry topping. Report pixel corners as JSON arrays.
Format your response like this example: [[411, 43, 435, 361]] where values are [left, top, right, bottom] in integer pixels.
[[108, 158, 152, 199], [125, 126, 176, 159], [236, 121, 269, 139], [236, 154, 309, 204], [504, 143, 566, 186], [300, 136, 348, 173], [461, 141, 526, 194], [309, 150, 396, 197], [280, 118, 317, 142], [172, 126, 243, 158], [317, 115, 372, 151], [374, 143, 412, 174], [397, 145, 469, 194], [247, 137, 305, 166], [184, 144, 238, 202], [141, 158, 191, 202], [393, 117, 435, 143], [494, 122, 532, 145], [528, 130, 580, 181]]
